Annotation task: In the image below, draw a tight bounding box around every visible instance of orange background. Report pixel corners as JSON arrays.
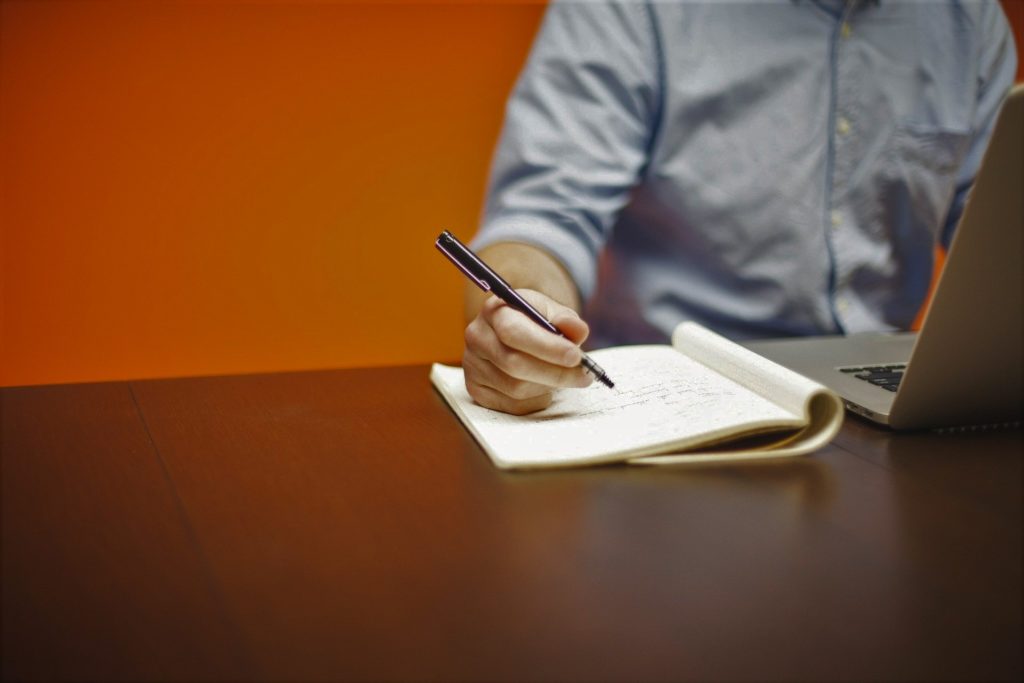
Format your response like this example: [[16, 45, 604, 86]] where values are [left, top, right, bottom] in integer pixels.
[[1, 0, 546, 386], [2, 1, 1022, 387]]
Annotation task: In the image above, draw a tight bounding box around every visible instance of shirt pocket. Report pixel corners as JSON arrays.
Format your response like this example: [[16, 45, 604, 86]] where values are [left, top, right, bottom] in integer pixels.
[[881, 123, 971, 237]]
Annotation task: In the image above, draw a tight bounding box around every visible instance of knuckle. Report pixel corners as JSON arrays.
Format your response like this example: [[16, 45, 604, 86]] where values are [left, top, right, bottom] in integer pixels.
[[503, 376, 538, 400], [500, 349, 529, 378], [465, 381, 494, 409], [505, 395, 551, 416], [481, 295, 505, 318], [505, 324, 536, 352], [464, 321, 484, 351], [461, 352, 482, 382], [465, 381, 483, 402], [490, 311, 517, 341], [521, 392, 554, 415]]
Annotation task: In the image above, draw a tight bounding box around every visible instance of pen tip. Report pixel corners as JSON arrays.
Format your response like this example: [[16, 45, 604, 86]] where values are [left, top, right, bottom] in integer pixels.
[[598, 375, 615, 389]]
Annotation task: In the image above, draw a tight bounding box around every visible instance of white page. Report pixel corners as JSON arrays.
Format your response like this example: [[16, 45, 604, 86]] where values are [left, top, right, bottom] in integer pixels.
[[431, 345, 802, 470], [671, 322, 826, 417]]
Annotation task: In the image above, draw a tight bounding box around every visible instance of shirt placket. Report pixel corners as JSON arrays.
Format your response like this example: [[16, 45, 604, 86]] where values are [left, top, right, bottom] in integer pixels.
[[826, 1, 860, 332]]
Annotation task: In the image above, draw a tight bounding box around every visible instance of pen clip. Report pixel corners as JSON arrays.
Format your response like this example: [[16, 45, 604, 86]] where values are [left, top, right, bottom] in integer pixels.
[[435, 235, 492, 292]]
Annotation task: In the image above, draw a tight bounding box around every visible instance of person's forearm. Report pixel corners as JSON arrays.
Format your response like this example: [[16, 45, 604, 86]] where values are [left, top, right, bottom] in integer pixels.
[[463, 242, 581, 323]]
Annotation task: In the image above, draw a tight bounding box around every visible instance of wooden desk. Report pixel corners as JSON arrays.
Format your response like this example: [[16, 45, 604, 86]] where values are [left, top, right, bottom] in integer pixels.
[[3, 366, 1021, 680]]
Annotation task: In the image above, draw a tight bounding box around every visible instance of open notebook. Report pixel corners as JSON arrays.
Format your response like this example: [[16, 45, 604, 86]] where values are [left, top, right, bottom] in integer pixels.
[[431, 322, 844, 470]]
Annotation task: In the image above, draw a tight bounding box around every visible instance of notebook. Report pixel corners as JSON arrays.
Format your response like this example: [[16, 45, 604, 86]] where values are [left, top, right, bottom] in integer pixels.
[[743, 85, 1023, 430], [431, 322, 844, 470]]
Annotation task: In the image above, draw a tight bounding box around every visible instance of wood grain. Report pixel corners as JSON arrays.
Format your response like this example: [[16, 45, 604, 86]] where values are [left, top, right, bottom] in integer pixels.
[[124, 365, 1021, 681], [1, 382, 251, 680], [4, 369, 1019, 679]]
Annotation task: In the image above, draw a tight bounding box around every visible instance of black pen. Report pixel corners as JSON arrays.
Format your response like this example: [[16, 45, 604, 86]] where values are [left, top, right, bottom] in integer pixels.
[[435, 230, 614, 389]]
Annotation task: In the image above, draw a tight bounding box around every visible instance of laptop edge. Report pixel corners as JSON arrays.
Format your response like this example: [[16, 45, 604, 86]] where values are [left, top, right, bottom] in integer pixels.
[[744, 85, 1023, 430]]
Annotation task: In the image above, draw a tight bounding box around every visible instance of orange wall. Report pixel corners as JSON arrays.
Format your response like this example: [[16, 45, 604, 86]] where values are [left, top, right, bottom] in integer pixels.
[[1, 0, 546, 386], [2, 1, 1021, 387]]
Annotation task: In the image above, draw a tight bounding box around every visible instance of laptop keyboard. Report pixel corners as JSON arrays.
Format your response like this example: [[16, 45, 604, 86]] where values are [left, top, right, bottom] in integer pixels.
[[838, 364, 908, 392]]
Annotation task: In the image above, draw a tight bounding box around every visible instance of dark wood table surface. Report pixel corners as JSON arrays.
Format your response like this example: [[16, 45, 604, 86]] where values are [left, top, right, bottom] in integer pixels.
[[3, 365, 1021, 681]]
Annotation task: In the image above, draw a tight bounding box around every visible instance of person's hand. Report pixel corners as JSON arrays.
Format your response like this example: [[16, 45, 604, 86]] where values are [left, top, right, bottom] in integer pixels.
[[463, 289, 593, 414]]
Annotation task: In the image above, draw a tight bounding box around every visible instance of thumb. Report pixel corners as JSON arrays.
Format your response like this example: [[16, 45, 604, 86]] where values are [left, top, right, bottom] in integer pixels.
[[518, 289, 591, 346], [549, 307, 589, 346]]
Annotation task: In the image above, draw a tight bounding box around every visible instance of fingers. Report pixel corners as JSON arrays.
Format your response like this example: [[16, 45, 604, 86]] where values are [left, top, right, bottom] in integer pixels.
[[480, 291, 588, 366], [464, 314, 591, 392], [462, 352, 554, 416], [463, 289, 594, 414]]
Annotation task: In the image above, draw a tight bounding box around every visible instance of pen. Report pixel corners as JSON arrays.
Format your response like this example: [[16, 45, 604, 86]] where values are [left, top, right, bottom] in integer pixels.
[[435, 230, 614, 389]]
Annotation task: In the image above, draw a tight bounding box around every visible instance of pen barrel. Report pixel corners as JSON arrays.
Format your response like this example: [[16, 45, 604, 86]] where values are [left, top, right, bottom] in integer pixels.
[[436, 230, 614, 389], [580, 354, 614, 388]]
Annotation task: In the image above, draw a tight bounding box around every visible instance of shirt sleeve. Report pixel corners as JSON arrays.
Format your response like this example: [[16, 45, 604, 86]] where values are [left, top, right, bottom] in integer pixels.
[[940, 1, 1018, 249], [473, 0, 661, 301]]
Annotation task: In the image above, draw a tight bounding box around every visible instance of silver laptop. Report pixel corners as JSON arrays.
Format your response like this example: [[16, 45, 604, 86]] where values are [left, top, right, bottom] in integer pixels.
[[744, 85, 1022, 430]]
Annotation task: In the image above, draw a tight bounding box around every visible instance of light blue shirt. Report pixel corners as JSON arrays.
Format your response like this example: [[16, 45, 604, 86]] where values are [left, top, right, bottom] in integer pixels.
[[474, 0, 1017, 346]]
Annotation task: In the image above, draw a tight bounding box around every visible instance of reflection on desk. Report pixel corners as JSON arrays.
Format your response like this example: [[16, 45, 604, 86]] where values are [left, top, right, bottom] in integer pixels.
[[2, 365, 1021, 681]]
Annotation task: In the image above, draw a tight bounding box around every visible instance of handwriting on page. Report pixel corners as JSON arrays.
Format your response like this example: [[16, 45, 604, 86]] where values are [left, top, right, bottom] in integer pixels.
[[540, 348, 738, 421], [447, 345, 797, 466], [571, 369, 720, 418]]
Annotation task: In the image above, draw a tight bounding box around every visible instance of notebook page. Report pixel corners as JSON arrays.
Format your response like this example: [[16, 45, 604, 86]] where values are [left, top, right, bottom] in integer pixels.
[[672, 322, 827, 417], [431, 345, 801, 470]]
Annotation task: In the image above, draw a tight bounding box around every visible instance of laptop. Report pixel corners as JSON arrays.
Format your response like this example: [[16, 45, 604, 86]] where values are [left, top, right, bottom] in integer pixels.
[[743, 84, 1022, 430]]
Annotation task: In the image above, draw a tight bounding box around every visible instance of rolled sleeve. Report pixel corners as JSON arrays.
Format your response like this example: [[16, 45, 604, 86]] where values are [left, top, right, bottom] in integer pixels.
[[474, 0, 661, 301], [471, 213, 604, 301]]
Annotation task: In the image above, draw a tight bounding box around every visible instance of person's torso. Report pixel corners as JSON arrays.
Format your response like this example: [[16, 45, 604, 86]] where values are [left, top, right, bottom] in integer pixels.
[[585, 0, 980, 346]]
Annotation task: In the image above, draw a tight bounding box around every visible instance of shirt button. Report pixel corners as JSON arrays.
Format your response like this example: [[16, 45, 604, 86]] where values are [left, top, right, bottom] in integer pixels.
[[830, 211, 843, 229], [841, 22, 851, 39], [836, 297, 850, 313], [836, 117, 851, 135]]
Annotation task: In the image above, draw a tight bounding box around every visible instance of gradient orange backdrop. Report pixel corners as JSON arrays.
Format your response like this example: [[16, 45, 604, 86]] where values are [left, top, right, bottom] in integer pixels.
[[2, 0, 546, 386], [2, 1, 1022, 387]]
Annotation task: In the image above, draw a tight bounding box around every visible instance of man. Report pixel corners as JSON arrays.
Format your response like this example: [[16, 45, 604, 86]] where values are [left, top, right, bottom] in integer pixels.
[[463, 0, 1017, 414]]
